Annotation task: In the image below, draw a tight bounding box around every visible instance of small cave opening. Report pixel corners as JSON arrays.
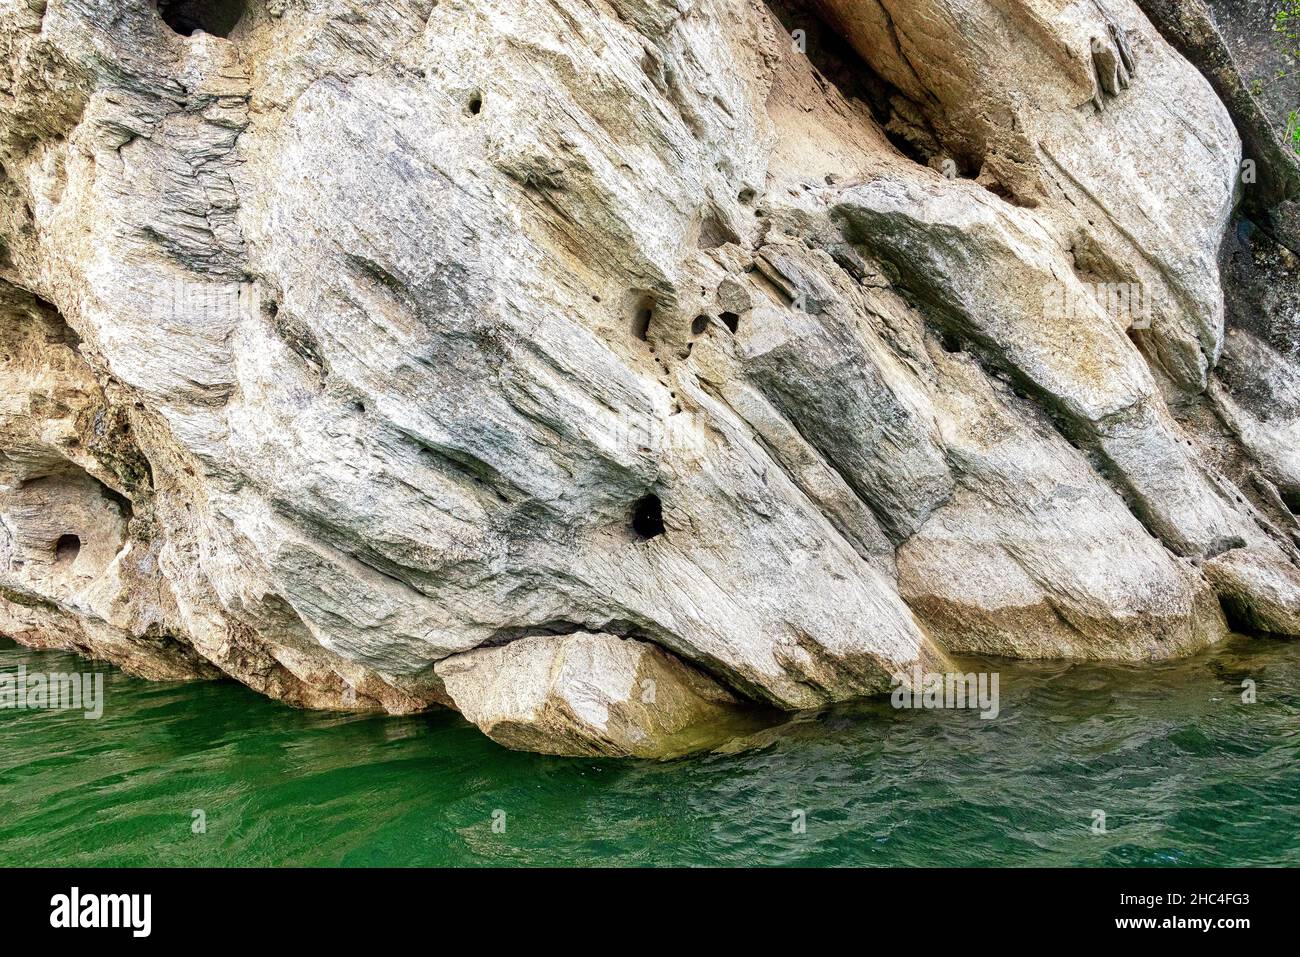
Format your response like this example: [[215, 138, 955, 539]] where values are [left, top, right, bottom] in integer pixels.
[[979, 177, 1035, 209], [54, 534, 81, 564], [763, 0, 964, 175], [939, 330, 964, 353], [157, 0, 247, 38], [691, 314, 710, 336], [631, 296, 655, 341], [631, 494, 665, 540], [719, 311, 740, 333], [466, 91, 483, 116], [1280, 487, 1300, 517]]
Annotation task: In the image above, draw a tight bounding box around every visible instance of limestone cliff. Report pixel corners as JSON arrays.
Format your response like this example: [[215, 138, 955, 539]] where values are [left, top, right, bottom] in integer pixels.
[[2, 0, 1298, 756]]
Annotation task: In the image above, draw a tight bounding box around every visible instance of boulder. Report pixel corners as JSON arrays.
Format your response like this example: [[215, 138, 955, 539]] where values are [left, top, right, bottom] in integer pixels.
[[436, 632, 764, 758]]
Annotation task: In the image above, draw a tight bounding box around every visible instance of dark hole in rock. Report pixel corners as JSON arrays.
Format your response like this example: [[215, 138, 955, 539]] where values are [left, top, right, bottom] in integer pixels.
[[691, 314, 710, 335], [719, 311, 740, 333], [631, 494, 665, 539], [764, 0, 966, 175], [738, 188, 756, 204], [157, 0, 247, 38], [981, 178, 1035, 208], [1281, 487, 1300, 516], [55, 534, 81, 563], [631, 297, 655, 341], [467, 92, 483, 115], [940, 331, 963, 353], [353, 401, 366, 414]]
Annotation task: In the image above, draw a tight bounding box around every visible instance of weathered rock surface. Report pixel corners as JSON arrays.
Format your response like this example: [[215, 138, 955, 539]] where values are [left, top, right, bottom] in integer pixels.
[[1135, 0, 1300, 248], [436, 631, 764, 758], [2, 0, 1299, 756]]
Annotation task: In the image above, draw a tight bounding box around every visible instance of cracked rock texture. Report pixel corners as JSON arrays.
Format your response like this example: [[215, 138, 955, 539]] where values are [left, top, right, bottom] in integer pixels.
[[1, 0, 1298, 756]]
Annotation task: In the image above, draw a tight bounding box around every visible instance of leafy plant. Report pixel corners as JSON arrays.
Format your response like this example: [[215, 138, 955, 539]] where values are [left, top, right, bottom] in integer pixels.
[[1273, 1, 1300, 152], [1278, 1, 1300, 55]]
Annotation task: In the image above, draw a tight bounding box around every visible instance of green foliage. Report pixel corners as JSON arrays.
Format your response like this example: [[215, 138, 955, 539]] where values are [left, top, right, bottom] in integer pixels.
[[1274, 2, 1300, 152], [1278, 1, 1300, 54]]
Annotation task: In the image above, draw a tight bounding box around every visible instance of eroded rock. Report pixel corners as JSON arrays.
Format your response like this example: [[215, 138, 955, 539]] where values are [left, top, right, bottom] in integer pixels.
[[2, 0, 1300, 757], [436, 631, 764, 758]]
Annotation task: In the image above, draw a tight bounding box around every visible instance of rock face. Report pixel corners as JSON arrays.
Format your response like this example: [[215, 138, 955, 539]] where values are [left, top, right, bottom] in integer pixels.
[[436, 631, 763, 758], [1, 0, 1298, 756]]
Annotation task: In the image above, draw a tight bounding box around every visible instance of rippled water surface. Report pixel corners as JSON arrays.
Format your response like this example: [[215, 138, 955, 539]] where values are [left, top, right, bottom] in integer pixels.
[[1, 635, 1297, 866]]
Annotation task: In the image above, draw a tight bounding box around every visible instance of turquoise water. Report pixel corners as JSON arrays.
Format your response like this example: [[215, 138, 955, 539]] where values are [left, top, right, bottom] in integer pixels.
[[1, 634, 1297, 866]]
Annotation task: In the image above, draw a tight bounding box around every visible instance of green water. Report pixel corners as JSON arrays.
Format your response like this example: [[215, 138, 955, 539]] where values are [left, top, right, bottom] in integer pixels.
[[1, 634, 1297, 867]]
